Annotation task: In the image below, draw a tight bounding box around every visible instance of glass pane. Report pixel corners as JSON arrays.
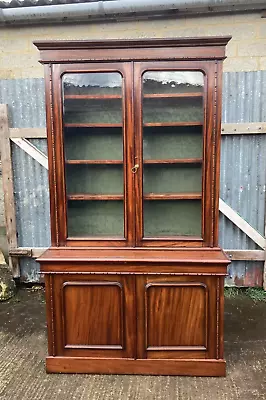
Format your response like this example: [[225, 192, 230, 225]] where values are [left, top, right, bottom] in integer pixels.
[[144, 165, 202, 194], [62, 72, 124, 238], [63, 73, 122, 95], [143, 71, 204, 94], [143, 126, 202, 160], [68, 200, 124, 237], [144, 200, 201, 237], [142, 71, 204, 238], [63, 73, 122, 124]]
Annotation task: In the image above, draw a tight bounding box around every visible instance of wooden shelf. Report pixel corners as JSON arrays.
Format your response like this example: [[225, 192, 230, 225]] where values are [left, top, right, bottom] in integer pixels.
[[67, 194, 123, 201], [64, 123, 122, 128], [144, 193, 202, 200], [144, 122, 203, 127], [66, 160, 123, 165], [64, 94, 122, 100], [144, 158, 202, 164], [143, 93, 203, 99], [65, 159, 202, 165], [68, 193, 201, 200], [64, 93, 202, 101], [65, 122, 202, 128]]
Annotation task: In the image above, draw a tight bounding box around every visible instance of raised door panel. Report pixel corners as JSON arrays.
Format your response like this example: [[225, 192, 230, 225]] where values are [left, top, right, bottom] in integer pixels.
[[63, 282, 123, 348], [52, 273, 135, 358], [136, 275, 220, 360], [147, 283, 207, 348]]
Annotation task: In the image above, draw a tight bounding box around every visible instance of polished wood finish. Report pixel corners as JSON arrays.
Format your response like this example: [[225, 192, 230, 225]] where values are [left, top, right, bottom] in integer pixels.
[[143, 93, 203, 98], [65, 160, 123, 165], [64, 123, 122, 128], [67, 194, 123, 201], [144, 158, 202, 164], [34, 36, 231, 64], [144, 121, 203, 127], [143, 193, 202, 200], [52, 274, 135, 358], [64, 94, 122, 99], [39, 247, 229, 265], [136, 275, 220, 360], [46, 357, 226, 376], [35, 37, 231, 376]]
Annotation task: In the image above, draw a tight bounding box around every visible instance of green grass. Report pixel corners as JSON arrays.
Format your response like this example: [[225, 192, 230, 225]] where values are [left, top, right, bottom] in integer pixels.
[[245, 288, 266, 302], [224, 287, 266, 302]]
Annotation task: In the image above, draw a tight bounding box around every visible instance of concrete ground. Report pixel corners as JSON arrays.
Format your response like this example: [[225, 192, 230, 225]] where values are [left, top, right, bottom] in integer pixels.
[[0, 289, 265, 400]]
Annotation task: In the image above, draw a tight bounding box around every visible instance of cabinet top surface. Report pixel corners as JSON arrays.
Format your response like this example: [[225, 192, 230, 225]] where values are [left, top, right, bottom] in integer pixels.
[[34, 36, 231, 63], [34, 36, 231, 50], [38, 247, 229, 264]]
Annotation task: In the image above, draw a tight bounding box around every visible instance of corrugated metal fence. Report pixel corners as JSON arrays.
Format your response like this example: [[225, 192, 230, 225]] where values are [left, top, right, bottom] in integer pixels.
[[0, 71, 265, 284]]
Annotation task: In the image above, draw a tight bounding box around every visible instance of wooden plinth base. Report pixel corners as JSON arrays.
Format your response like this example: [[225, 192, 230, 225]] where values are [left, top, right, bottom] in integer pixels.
[[46, 357, 226, 377]]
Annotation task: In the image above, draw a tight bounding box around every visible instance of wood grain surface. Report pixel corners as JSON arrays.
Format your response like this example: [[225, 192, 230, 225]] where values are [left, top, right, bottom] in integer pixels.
[[36, 37, 230, 376]]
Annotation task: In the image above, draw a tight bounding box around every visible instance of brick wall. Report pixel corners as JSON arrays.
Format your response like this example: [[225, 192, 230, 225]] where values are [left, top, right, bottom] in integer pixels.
[[0, 11, 265, 79]]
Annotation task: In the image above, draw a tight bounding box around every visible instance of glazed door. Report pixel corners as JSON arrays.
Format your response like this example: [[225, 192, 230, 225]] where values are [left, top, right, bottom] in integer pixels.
[[51, 61, 216, 247], [133, 62, 215, 247], [51, 63, 135, 247]]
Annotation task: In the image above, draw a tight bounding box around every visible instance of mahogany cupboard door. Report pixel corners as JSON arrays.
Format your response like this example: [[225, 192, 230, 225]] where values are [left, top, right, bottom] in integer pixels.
[[136, 275, 223, 360], [49, 274, 135, 358]]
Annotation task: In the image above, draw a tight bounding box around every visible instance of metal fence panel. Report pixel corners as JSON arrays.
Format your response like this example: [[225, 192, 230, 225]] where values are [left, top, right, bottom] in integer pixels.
[[0, 72, 265, 284]]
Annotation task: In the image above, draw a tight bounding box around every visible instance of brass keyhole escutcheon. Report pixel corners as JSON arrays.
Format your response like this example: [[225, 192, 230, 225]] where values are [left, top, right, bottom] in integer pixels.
[[131, 164, 139, 173]]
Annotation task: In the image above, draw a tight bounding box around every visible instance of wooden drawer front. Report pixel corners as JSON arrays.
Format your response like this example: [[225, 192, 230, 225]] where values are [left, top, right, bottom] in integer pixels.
[[136, 275, 221, 360], [51, 274, 135, 358]]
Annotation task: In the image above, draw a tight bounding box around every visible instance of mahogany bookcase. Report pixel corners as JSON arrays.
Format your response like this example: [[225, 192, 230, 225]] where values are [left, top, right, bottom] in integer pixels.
[[35, 36, 231, 376]]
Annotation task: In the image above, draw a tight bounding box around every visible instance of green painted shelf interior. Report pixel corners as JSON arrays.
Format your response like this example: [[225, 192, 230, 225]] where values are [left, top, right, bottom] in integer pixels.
[[64, 86, 122, 95], [143, 97, 203, 123], [64, 99, 122, 124], [63, 71, 204, 238], [144, 200, 202, 237], [64, 128, 123, 160], [67, 200, 124, 237], [143, 126, 203, 159], [144, 164, 202, 194], [66, 164, 123, 195]]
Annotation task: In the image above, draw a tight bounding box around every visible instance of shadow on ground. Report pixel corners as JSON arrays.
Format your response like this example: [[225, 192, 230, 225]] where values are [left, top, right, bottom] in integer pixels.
[[0, 288, 265, 400]]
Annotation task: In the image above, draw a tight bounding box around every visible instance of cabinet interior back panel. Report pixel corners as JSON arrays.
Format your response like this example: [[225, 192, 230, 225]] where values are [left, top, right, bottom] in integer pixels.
[[67, 200, 124, 237]]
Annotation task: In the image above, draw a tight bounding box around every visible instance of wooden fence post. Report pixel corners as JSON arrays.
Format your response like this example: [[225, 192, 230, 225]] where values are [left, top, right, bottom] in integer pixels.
[[0, 104, 19, 277], [263, 223, 266, 291]]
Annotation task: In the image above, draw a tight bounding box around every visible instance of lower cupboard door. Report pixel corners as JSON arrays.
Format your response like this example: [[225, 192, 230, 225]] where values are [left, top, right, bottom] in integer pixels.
[[136, 275, 221, 360], [52, 274, 135, 358]]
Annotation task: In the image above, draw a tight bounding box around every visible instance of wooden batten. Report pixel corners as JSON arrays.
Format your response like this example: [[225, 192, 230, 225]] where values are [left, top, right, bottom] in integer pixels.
[[264, 212, 266, 290], [9, 123, 266, 140], [10, 127, 46, 139], [221, 122, 266, 135]]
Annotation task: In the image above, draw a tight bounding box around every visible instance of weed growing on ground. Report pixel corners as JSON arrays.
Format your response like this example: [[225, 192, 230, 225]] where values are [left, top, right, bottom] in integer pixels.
[[224, 287, 266, 302]]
